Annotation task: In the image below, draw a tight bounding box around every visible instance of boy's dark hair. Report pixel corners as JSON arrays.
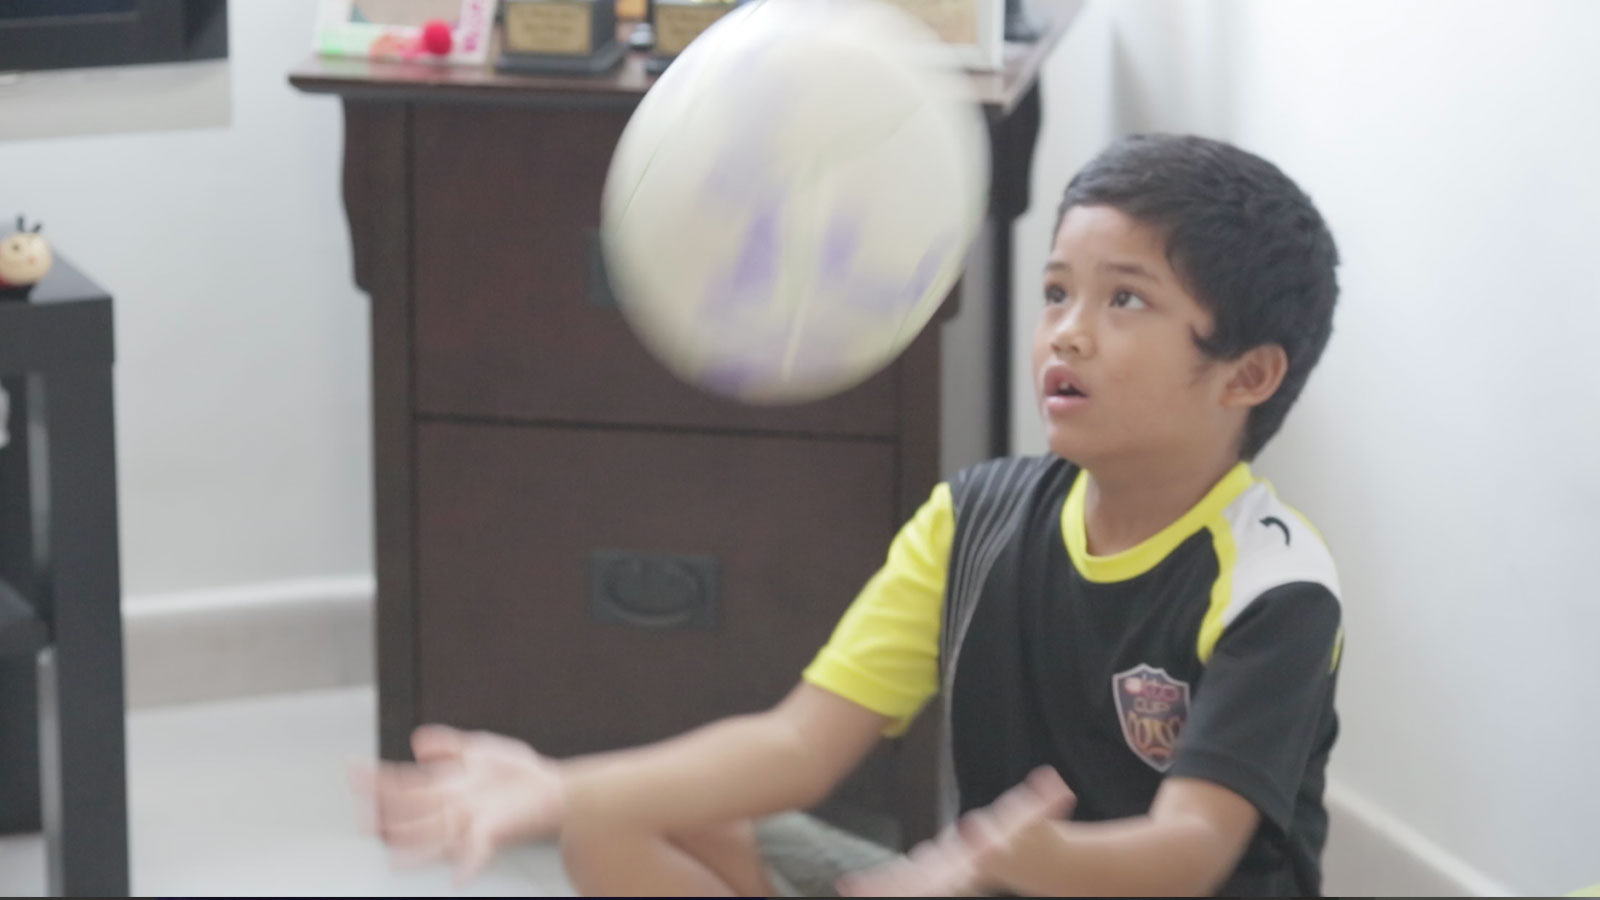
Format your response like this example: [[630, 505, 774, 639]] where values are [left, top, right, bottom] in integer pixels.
[[1057, 134, 1340, 460]]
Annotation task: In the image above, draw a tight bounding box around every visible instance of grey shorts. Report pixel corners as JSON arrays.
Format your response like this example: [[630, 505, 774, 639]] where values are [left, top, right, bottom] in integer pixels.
[[754, 812, 899, 898]]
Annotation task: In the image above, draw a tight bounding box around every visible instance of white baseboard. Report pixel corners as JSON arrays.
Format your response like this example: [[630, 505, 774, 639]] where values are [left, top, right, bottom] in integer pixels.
[[1323, 778, 1516, 897], [123, 575, 375, 709]]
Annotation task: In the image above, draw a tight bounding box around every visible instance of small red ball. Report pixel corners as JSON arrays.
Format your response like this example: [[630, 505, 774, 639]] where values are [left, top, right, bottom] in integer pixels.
[[420, 20, 454, 56]]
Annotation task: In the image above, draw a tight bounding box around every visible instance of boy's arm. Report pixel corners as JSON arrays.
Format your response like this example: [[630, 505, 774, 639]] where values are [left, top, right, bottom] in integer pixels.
[[840, 768, 1254, 898], [561, 680, 889, 829], [974, 775, 1259, 896], [362, 482, 950, 880], [358, 681, 890, 883], [561, 477, 956, 829]]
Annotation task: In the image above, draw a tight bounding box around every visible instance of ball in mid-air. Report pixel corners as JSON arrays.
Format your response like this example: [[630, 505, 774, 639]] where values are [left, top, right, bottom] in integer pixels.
[[601, 0, 989, 404]]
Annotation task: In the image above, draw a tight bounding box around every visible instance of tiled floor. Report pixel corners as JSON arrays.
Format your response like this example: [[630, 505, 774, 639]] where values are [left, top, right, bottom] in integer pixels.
[[0, 687, 573, 897]]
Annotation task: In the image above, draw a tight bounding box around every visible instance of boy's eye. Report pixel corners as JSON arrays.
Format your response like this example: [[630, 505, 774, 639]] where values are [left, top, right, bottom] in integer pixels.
[[1044, 285, 1067, 305], [1111, 290, 1148, 310]]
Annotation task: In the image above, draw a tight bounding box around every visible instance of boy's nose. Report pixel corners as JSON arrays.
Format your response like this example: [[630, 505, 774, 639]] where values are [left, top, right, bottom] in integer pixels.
[[1051, 304, 1096, 359]]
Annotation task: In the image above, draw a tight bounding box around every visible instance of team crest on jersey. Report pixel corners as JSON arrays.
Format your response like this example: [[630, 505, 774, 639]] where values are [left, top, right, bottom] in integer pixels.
[[1112, 664, 1191, 772]]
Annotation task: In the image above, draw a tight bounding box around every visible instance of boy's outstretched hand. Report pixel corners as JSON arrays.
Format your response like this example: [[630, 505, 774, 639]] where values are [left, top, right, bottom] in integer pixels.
[[349, 725, 567, 884], [838, 766, 1076, 897]]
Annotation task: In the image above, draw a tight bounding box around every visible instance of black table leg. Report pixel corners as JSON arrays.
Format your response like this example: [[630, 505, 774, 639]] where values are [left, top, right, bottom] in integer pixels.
[[0, 657, 42, 833], [0, 375, 42, 835], [36, 365, 128, 898]]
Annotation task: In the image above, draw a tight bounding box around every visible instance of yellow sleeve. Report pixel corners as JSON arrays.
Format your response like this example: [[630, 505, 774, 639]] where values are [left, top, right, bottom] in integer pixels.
[[803, 482, 952, 737]]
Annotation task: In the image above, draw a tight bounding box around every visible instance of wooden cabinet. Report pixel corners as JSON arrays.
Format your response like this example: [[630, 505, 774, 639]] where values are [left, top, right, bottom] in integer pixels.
[[290, 3, 1077, 845]]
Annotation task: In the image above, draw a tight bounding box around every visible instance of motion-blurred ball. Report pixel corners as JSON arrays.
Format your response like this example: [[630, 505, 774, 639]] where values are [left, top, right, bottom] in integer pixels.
[[601, 0, 988, 404]]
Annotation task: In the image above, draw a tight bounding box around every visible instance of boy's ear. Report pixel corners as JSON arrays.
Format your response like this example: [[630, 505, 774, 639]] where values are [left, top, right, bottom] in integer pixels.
[[1223, 344, 1288, 409]]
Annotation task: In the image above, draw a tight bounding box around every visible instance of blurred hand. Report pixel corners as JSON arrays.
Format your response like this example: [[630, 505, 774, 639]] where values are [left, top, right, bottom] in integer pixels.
[[350, 725, 567, 884], [839, 766, 1076, 897]]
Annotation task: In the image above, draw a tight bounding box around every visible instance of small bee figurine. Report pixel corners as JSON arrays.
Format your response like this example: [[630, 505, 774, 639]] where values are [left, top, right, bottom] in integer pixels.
[[0, 216, 53, 299]]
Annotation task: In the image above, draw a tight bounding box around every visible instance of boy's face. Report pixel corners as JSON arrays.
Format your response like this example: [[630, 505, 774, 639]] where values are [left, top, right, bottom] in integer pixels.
[[1033, 205, 1253, 469]]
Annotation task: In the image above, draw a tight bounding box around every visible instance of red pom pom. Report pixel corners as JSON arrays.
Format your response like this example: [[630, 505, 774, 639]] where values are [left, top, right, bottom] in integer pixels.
[[420, 20, 454, 56]]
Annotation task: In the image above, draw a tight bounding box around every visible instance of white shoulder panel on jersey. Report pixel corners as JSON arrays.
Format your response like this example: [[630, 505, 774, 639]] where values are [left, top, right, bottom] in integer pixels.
[[1215, 481, 1341, 633]]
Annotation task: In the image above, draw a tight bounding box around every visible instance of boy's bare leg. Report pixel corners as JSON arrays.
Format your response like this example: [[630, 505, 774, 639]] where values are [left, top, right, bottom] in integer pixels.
[[562, 817, 776, 897]]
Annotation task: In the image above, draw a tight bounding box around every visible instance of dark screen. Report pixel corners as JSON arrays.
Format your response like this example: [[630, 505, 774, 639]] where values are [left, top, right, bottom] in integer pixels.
[[0, 1, 138, 20]]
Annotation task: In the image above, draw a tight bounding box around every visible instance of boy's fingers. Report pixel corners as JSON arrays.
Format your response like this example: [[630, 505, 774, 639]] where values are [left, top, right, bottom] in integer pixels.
[[412, 724, 467, 762], [990, 784, 1048, 831], [1025, 766, 1078, 821], [452, 821, 495, 886], [469, 729, 540, 758], [378, 810, 455, 850], [989, 766, 1075, 832], [1046, 787, 1078, 821], [957, 809, 1005, 856], [370, 759, 454, 789], [368, 775, 460, 822], [1027, 765, 1076, 806], [353, 759, 455, 798]]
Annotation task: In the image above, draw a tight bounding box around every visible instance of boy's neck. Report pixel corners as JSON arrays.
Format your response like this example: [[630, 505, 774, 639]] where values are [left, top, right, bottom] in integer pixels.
[[1081, 447, 1242, 557]]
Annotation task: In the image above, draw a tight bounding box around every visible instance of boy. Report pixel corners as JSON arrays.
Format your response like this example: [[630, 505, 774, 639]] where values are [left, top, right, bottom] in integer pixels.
[[355, 134, 1344, 896]]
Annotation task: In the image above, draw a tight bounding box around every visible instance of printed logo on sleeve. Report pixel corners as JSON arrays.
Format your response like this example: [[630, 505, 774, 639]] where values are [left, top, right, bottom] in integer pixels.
[[1112, 664, 1191, 772]]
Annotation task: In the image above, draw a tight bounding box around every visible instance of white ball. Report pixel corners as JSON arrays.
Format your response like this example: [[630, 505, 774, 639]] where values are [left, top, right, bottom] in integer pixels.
[[601, 0, 989, 404]]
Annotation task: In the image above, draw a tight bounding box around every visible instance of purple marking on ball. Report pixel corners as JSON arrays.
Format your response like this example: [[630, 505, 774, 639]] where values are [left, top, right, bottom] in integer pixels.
[[703, 193, 788, 314], [820, 212, 862, 284], [699, 359, 763, 396], [731, 200, 781, 293], [696, 328, 791, 395], [699, 340, 852, 396], [845, 233, 956, 314]]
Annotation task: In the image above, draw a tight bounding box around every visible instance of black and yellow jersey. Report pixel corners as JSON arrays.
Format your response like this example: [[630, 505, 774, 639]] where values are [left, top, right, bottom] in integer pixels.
[[804, 455, 1343, 896]]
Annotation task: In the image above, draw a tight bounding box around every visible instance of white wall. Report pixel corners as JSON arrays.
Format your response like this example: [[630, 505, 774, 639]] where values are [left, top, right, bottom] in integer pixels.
[[0, 0, 373, 599], [1014, 1, 1600, 894]]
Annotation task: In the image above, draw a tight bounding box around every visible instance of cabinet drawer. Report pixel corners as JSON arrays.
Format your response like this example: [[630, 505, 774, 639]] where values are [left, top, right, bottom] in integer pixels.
[[411, 104, 901, 437], [414, 421, 897, 754]]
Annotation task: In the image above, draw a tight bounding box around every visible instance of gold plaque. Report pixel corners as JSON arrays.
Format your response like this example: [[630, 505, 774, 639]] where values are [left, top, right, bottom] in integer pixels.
[[654, 2, 735, 57], [880, 0, 979, 45], [505, 1, 594, 55]]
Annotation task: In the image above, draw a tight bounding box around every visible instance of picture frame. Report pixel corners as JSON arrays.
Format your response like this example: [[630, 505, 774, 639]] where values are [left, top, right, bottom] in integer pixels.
[[881, 0, 1004, 72], [314, 0, 499, 65]]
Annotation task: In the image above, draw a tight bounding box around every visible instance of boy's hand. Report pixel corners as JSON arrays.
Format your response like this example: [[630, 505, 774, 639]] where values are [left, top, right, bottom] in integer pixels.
[[838, 766, 1076, 897], [350, 725, 567, 884]]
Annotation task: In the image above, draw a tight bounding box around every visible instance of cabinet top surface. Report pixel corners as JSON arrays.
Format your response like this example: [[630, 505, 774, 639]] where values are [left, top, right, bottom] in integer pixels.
[[290, 0, 1081, 116]]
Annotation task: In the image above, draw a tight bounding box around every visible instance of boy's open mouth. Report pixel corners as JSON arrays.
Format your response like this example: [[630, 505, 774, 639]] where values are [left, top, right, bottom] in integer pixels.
[[1043, 364, 1090, 399]]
